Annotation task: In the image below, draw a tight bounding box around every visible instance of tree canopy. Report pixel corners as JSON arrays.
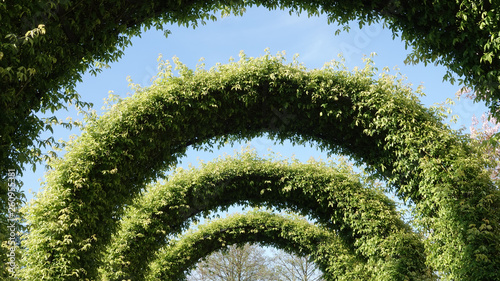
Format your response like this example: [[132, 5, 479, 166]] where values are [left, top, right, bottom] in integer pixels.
[[186, 243, 278, 281], [16, 53, 500, 280], [271, 247, 324, 281]]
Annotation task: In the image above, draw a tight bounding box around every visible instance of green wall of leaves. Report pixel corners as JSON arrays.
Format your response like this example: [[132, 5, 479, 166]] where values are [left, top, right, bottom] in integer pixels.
[[144, 210, 407, 281]]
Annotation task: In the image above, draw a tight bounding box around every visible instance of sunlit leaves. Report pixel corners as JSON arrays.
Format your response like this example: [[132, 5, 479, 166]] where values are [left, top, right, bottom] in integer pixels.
[[2, 5, 500, 278], [147, 211, 355, 281]]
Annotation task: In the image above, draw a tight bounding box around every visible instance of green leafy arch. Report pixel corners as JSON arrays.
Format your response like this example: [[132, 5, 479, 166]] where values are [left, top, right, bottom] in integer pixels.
[[21, 54, 500, 280], [99, 152, 427, 280], [144, 211, 373, 281]]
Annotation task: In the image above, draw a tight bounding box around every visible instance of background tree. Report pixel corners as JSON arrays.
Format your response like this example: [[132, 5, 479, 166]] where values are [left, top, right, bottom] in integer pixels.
[[187, 242, 325, 281], [187, 243, 278, 281], [272, 250, 323, 281], [457, 88, 500, 183]]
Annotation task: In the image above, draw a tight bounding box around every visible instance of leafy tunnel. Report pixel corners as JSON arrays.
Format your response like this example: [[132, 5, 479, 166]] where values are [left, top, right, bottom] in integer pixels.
[[20, 54, 500, 280]]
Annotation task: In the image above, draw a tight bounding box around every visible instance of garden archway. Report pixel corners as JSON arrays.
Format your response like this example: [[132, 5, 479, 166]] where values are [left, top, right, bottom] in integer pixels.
[[21, 54, 499, 280]]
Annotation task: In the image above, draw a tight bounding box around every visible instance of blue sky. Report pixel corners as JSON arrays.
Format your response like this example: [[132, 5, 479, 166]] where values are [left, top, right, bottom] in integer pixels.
[[21, 6, 486, 205]]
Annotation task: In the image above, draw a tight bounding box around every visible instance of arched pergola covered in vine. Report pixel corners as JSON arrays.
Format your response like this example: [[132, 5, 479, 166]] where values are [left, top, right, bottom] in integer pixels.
[[20, 54, 500, 280]]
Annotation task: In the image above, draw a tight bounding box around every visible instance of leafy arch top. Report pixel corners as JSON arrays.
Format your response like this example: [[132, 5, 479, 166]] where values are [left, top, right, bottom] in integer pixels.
[[3, 0, 498, 102], [21, 53, 500, 280]]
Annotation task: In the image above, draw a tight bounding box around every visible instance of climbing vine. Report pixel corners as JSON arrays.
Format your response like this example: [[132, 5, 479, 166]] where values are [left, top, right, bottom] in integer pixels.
[[19, 53, 499, 280], [3, 3, 500, 276]]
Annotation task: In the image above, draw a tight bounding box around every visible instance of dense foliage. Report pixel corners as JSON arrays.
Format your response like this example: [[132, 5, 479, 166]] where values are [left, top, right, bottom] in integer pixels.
[[18, 53, 500, 280], [2, 1, 499, 244]]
